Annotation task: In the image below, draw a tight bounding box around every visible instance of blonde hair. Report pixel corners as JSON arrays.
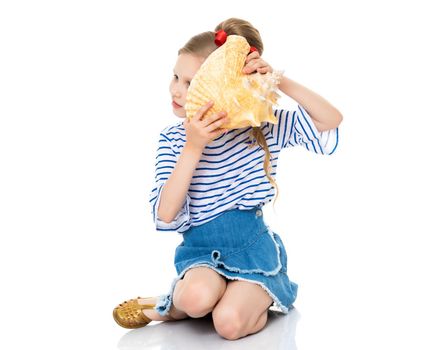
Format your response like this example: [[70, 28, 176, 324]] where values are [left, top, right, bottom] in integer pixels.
[[179, 18, 280, 208]]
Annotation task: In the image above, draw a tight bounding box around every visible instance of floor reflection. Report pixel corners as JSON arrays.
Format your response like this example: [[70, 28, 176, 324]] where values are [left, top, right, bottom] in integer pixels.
[[118, 308, 300, 350]]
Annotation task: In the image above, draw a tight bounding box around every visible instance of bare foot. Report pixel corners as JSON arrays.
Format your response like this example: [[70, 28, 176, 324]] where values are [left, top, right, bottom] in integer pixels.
[[138, 297, 188, 322]]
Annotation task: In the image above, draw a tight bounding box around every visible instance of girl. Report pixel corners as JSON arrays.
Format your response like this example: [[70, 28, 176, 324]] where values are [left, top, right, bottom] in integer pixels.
[[113, 18, 342, 341]]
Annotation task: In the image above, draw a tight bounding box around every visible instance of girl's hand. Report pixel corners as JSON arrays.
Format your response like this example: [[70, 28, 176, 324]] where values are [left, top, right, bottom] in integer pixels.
[[183, 101, 228, 151], [242, 51, 273, 74]]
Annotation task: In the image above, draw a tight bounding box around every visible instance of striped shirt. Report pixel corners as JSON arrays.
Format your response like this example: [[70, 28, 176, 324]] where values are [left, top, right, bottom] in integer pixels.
[[148, 104, 339, 233]]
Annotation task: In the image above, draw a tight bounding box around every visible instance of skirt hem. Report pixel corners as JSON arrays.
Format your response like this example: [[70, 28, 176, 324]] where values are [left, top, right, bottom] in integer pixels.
[[154, 262, 294, 317], [209, 225, 283, 276]]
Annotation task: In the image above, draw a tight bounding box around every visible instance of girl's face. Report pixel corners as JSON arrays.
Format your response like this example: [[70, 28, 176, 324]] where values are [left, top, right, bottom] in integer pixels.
[[169, 53, 205, 118]]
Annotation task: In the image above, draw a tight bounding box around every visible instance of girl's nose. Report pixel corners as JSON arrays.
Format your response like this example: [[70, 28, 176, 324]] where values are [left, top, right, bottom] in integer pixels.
[[170, 84, 181, 98]]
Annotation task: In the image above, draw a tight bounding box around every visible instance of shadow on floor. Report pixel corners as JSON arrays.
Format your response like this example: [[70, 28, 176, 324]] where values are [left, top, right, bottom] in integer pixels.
[[118, 308, 300, 350]]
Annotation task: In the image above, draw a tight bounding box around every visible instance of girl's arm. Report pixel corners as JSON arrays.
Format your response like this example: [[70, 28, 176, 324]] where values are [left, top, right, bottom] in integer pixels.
[[157, 103, 228, 224], [157, 143, 203, 223], [243, 52, 343, 132], [278, 76, 343, 132]]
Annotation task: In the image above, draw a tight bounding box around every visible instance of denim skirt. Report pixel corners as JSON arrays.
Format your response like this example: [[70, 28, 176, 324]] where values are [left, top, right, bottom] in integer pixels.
[[154, 205, 298, 316]]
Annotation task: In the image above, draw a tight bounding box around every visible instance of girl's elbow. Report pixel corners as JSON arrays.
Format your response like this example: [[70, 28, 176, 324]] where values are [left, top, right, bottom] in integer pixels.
[[318, 114, 343, 131], [331, 110, 343, 129], [336, 114, 343, 127]]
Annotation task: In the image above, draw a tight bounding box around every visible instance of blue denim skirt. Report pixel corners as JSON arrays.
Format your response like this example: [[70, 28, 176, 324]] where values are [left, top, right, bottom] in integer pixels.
[[154, 205, 298, 316]]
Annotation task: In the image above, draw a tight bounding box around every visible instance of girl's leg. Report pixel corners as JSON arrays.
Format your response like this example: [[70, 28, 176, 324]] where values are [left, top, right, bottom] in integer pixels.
[[172, 266, 227, 318], [211, 280, 273, 340], [141, 266, 227, 321], [139, 291, 188, 322]]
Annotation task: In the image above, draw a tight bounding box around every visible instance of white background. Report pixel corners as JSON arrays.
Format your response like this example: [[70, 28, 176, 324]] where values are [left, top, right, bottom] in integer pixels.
[[1, 0, 437, 349]]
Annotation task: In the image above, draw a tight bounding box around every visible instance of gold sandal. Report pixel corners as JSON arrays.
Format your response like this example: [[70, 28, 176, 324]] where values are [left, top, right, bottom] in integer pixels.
[[113, 296, 155, 329]]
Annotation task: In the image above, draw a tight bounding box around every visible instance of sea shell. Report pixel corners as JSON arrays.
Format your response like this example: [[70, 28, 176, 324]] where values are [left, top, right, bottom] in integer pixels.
[[185, 35, 281, 129]]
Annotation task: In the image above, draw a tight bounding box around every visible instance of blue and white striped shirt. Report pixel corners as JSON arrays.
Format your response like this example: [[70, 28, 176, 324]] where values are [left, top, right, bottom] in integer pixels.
[[148, 105, 339, 233]]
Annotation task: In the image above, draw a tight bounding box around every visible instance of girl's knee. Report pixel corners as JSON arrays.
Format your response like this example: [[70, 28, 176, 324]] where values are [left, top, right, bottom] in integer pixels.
[[173, 280, 221, 318], [212, 305, 268, 340], [212, 305, 246, 340]]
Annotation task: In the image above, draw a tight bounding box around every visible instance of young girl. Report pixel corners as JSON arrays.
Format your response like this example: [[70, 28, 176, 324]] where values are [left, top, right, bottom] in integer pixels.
[[113, 17, 342, 341]]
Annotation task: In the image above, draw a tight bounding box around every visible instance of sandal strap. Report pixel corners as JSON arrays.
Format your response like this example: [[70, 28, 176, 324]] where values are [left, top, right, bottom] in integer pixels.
[[113, 296, 156, 328], [134, 296, 156, 310]]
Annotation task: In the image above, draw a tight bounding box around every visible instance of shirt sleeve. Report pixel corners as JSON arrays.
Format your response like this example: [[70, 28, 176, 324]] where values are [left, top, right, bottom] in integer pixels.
[[269, 105, 339, 155], [148, 131, 191, 231]]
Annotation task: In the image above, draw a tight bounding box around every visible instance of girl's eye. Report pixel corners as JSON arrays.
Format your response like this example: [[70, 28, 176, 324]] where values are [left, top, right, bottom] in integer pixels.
[[173, 74, 190, 86]]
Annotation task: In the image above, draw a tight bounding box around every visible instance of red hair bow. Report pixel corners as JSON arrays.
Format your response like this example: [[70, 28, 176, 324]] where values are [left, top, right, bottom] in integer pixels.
[[214, 29, 227, 46], [215, 30, 258, 55]]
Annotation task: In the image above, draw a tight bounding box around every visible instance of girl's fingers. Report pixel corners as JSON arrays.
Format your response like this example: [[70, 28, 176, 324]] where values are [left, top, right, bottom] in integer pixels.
[[245, 51, 260, 63], [200, 110, 226, 127], [243, 61, 258, 73], [243, 60, 270, 74], [257, 66, 272, 74], [194, 100, 214, 121], [242, 65, 254, 74], [205, 115, 228, 132], [251, 60, 267, 70]]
